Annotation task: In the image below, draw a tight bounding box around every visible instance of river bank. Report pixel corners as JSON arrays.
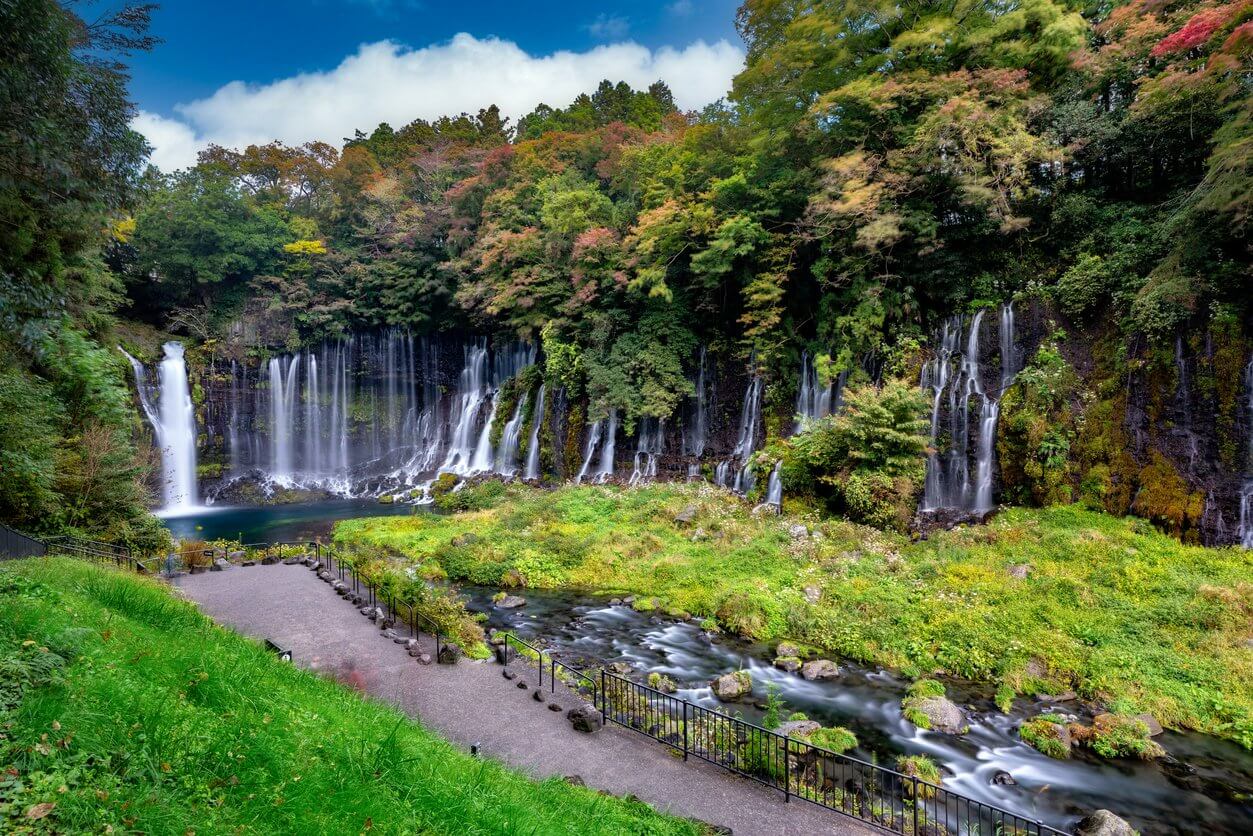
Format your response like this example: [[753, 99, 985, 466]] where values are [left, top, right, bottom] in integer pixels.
[[334, 481, 1252, 747]]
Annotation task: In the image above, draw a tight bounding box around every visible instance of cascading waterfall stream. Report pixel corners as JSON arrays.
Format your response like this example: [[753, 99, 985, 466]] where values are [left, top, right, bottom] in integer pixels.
[[207, 333, 536, 500], [683, 346, 709, 477], [441, 343, 490, 475], [921, 305, 1018, 515], [575, 419, 603, 484], [121, 342, 199, 513], [629, 418, 664, 486], [794, 350, 843, 432], [765, 460, 783, 510], [717, 368, 762, 495], [495, 396, 527, 477], [523, 384, 546, 480], [596, 409, 618, 483]]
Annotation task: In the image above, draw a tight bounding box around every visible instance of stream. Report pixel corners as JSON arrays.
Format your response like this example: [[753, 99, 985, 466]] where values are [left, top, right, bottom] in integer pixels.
[[462, 586, 1253, 836]]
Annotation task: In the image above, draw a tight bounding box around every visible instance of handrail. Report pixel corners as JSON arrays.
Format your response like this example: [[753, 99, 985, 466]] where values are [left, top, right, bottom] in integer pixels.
[[593, 669, 1068, 836]]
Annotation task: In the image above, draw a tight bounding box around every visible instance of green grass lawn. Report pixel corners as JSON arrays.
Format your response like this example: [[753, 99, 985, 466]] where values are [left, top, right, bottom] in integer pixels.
[[336, 482, 1253, 747], [0, 558, 704, 835]]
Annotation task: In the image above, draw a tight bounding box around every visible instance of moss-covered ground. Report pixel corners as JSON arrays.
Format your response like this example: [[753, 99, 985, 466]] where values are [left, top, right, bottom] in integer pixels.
[[335, 482, 1252, 747], [0, 558, 704, 834]]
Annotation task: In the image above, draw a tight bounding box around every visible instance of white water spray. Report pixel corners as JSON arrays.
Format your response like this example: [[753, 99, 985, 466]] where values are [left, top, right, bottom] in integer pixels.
[[122, 342, 199, 513]]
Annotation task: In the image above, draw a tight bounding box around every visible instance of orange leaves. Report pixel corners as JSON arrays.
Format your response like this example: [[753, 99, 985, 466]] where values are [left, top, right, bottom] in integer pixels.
[[1151, 2, 1247, 56]]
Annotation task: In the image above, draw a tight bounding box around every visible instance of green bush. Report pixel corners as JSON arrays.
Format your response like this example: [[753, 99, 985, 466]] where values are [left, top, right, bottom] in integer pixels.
[[784, 380, 928, 531], [807, 726, 858, 754]]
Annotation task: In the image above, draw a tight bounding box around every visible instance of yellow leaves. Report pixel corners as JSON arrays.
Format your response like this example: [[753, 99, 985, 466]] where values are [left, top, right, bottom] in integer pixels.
[[282, 239, 327, 256], [112, 216, 136, 243]]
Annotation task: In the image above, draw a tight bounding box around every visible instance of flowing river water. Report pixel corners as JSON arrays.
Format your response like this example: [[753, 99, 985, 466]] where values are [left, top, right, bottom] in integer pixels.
[[161, 505, 1253, 834], [462, 586, 1253, 836]]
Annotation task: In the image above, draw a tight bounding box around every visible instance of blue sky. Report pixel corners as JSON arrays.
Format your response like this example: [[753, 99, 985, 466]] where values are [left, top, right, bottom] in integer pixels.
[[130, 0, 744, 170]]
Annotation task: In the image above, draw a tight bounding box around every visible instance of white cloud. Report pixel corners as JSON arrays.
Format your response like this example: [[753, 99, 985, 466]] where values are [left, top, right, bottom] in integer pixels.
[[133, 34, 745, 173], [586, 14, 630, 40], [133, 110, 202, 172], [667, 0, 694, 16]]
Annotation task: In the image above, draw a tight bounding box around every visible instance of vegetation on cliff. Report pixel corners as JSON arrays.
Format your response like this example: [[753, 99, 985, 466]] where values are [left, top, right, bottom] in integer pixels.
[[0, 558, 703, 834], [111, 0, 1249, 434], [336, 482, 1253, 747]]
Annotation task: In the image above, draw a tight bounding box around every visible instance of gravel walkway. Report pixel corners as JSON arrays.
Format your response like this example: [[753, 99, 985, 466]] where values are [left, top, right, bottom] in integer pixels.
[[175, 563, 873, 835]]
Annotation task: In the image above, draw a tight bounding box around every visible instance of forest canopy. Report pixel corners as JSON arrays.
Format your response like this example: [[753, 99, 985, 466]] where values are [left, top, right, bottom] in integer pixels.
[[2, 0, 1250, 541], [116, 0, 1251, 421]]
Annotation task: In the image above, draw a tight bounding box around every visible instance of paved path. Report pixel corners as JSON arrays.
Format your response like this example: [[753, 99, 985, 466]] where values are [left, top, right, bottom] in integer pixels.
[[175, 563, 872, 835]]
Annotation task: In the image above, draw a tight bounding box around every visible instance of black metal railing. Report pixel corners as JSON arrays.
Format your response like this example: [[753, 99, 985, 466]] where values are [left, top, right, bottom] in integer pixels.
[[591, 671, 1066, 836], [312, 543, 450, 659], [0, 524, 47, 560], [43, 534, 156, 573]]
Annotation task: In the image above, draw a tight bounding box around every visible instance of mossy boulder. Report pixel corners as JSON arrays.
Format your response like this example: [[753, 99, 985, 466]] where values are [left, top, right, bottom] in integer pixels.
[[773, 655, 802, 674], [897, 754, 941, 797], [647, 672, 678, 694], [710, 670, 752, 701], [1071, 713, 1165, 760], [901, 679, 966, 734], [1074, 809, 1137, 836], [1019, 714, 1072, 759]]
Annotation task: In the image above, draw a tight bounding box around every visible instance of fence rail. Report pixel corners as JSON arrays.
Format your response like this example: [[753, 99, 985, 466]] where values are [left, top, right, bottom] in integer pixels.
[[593, 671, 1066, 836]]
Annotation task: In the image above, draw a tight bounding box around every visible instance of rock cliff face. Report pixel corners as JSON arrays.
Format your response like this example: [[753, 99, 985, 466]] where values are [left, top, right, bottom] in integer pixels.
[[145, 297, 1250, 546]]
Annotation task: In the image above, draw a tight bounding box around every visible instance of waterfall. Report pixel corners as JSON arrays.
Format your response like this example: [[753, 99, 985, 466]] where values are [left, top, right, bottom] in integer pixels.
[[974, 398, 1000, 513], [1239, 359, 1253, 548], [629, 418, 664, 486], [718, 369, 762, 495], [794, 351, 841, 432], [122, 342, 199, 513], [268, 355, 301, 483], [596, 409, 618, 483], [765, 460, 783, 509], [469, 392, 499, 473], [441, 342, 490, 475], [921, 305, 1017, 514], [495, 395, 527, 476], [1000, 303, 1018, 390], [523, 384, 546, 480], [683, 346, 709, 476], [207, 333, 536, 497], [575, 419, 603, 484]]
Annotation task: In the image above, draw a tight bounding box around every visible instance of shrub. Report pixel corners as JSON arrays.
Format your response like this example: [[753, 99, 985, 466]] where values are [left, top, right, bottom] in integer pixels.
[[807, 726, 858, 754], [897, 754, 941, 797], [784, 380, 928, 531]]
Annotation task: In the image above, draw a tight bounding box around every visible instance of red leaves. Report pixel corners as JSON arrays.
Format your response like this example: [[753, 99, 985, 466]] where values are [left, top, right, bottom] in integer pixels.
[[1151, 3, 1244, 57]]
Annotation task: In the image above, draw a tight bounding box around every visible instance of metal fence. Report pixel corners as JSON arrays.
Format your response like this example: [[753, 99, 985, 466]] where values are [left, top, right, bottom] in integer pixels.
[[42, 534, 156, 573], [0, 524, 47, 560], [314, 543, 451, 659], [595, 671, 1066, 836], [496, 636, 1065, 836]]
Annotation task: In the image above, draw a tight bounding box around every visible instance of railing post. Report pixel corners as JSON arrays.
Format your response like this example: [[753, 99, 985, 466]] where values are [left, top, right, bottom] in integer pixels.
[[682, 700, 689, 761], [538, 648, 543, 688], [600, 669, 607, 721], [913, 777, 919, 835], [783, 734, 790, 802]]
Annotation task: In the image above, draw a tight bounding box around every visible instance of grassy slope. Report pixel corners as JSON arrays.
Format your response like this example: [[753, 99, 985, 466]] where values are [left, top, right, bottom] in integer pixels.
[[336, 483, 1252, 747], [0, 558, 702, 835]]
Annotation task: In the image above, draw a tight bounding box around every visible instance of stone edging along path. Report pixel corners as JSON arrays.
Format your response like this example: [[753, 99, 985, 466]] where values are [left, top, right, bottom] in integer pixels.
[[175, 561, 870, 836]]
